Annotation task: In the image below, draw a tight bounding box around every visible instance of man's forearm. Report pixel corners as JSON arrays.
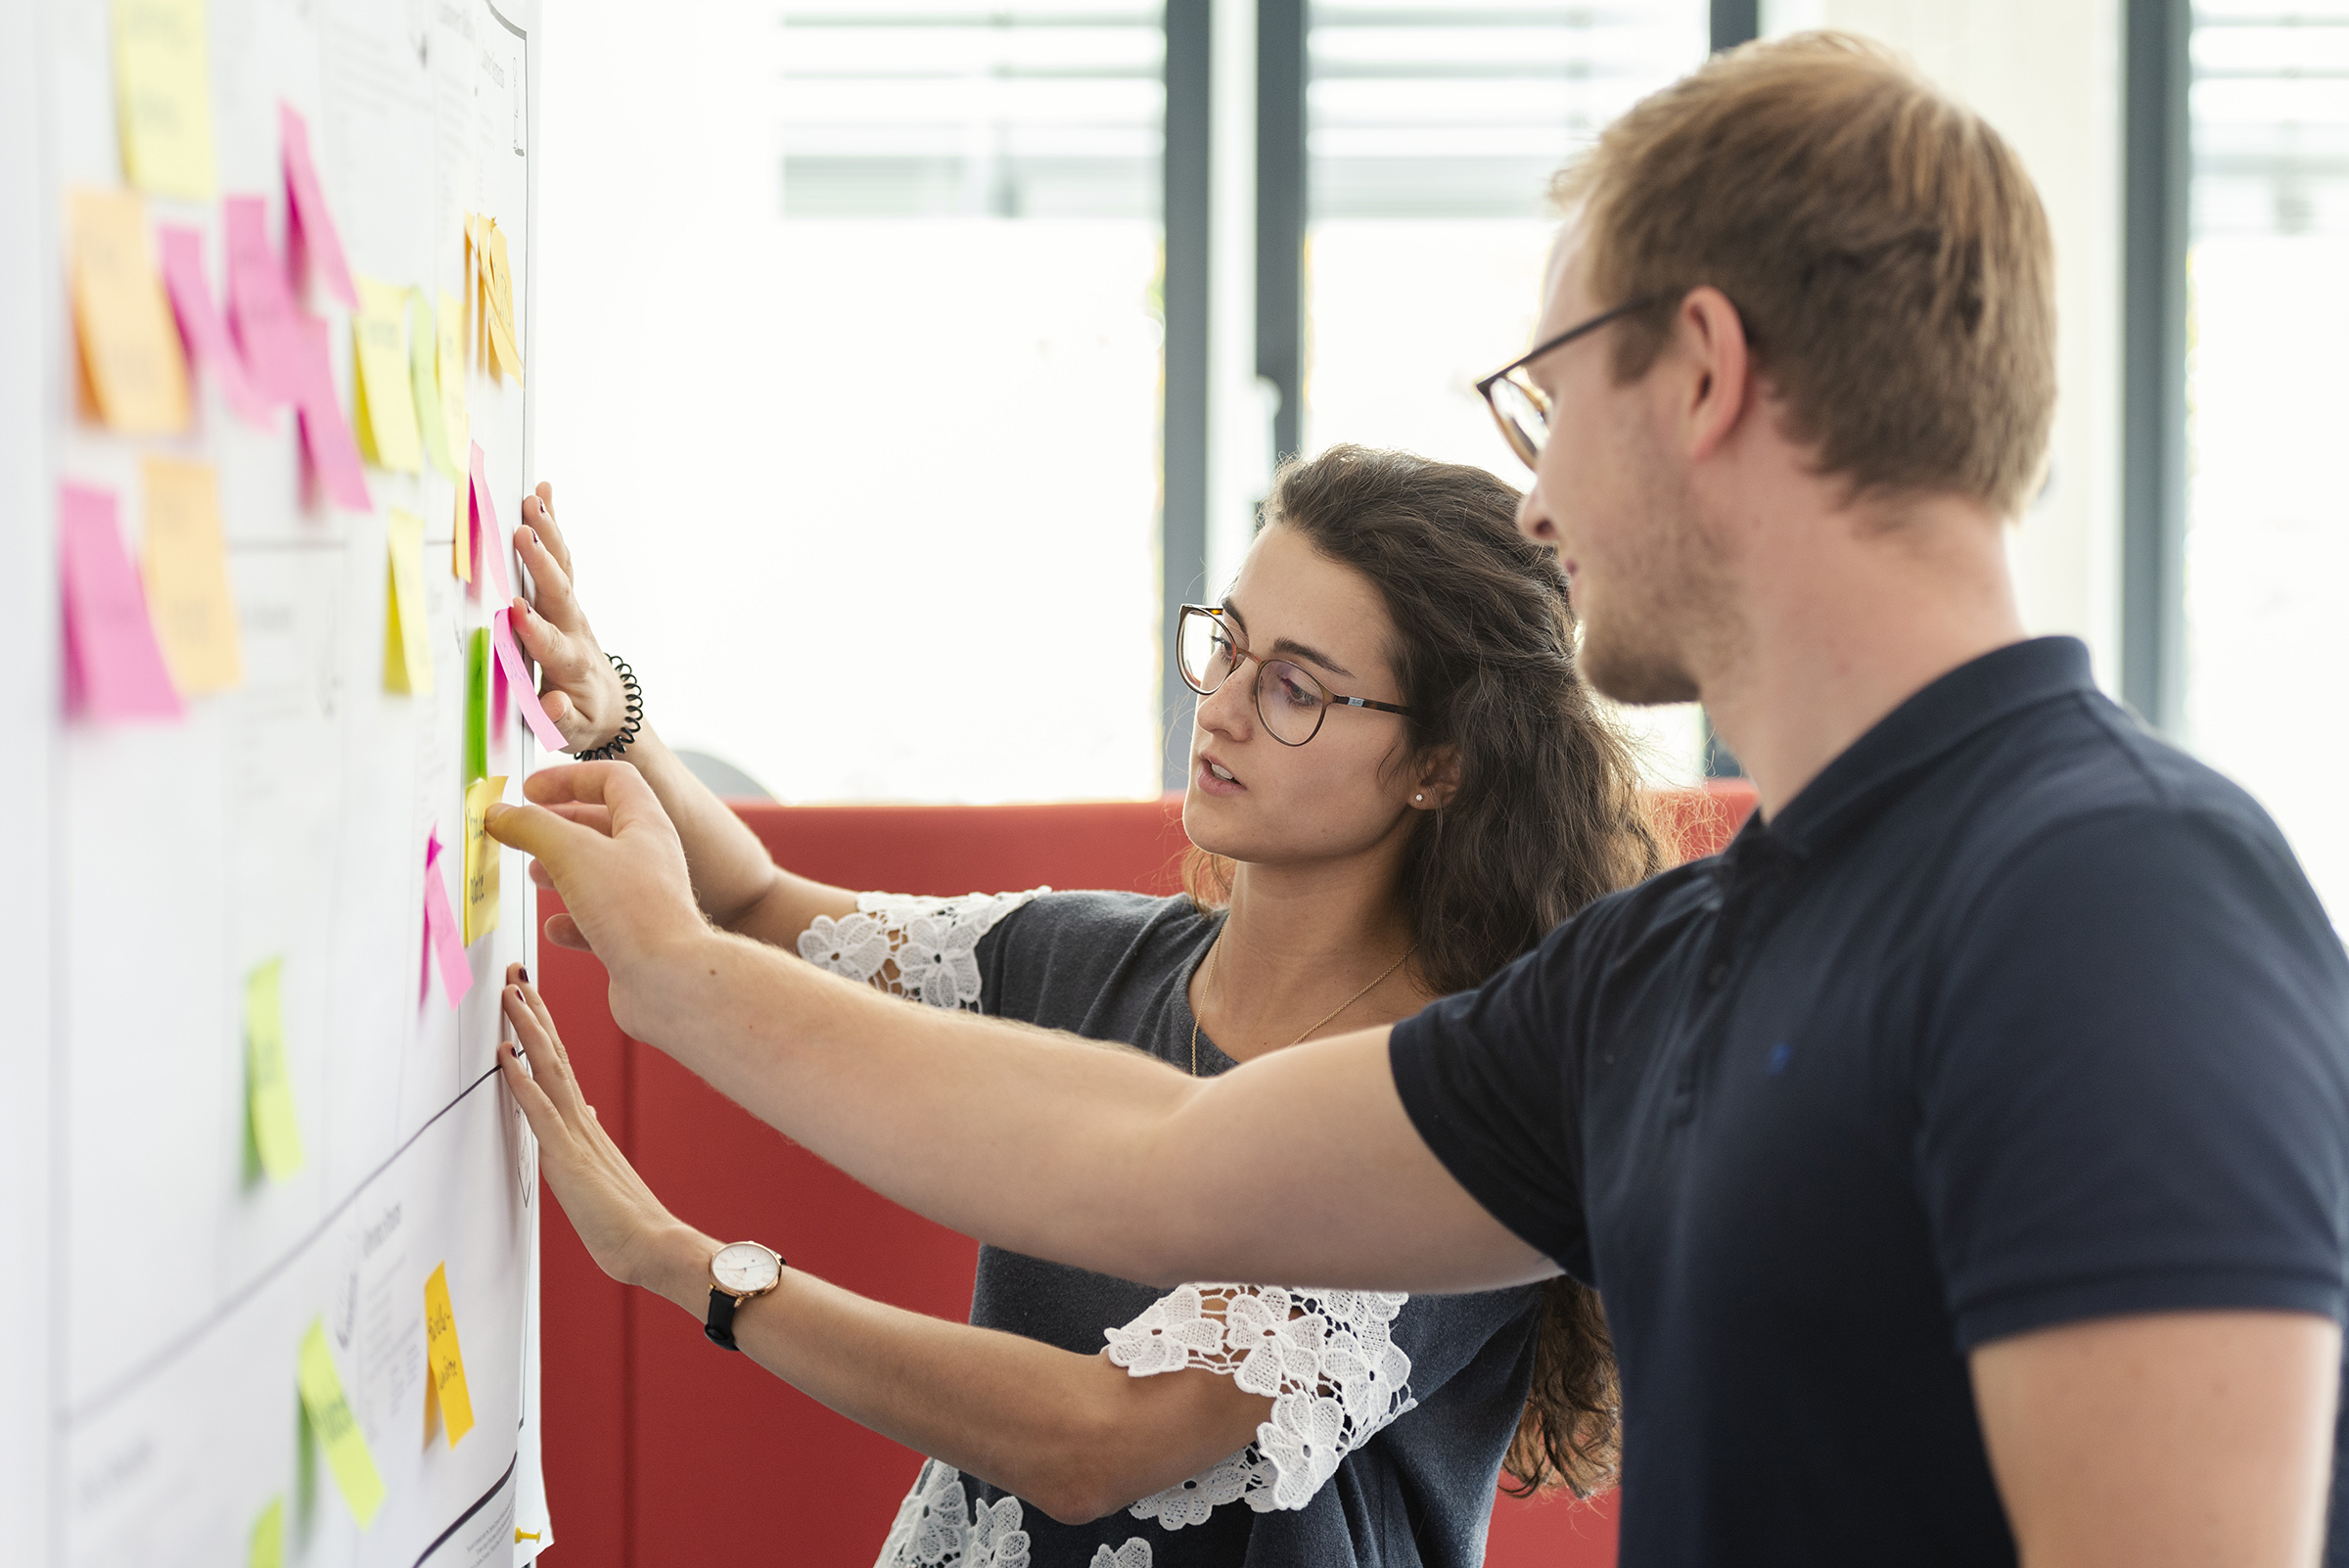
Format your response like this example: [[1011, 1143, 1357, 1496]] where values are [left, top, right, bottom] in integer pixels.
[[613, 929, 1553, 1292]]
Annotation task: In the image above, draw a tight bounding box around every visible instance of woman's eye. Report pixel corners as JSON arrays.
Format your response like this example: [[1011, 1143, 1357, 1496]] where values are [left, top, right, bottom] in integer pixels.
[[1274, 674, 1323, 710]]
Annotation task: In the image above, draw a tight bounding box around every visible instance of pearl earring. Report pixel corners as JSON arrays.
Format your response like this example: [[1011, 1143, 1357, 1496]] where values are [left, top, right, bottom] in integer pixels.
[[1414, 793, 1425, 803]]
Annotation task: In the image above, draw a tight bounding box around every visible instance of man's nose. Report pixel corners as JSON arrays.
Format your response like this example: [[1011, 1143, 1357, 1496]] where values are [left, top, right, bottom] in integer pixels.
[[1516, 486, 1559, 543]]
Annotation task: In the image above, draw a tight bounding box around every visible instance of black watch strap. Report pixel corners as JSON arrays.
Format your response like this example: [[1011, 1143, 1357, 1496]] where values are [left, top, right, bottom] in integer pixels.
[[705, 1287, 744, 1351]]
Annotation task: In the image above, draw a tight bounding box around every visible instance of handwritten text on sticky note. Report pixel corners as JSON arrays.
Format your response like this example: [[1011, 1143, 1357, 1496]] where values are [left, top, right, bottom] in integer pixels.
[[423, 1263, 477, 1447], [297, 1318, 385, 1528], [464, 775, 505, 945], [245, 957, 303, 1181], [140, 457, 243, 696], [60, 484, 184, 723], [69, 187, 190, 434]]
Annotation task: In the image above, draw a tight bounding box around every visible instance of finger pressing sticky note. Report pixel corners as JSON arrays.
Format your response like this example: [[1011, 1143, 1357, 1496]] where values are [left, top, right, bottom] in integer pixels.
[[278, 104, 355, 308], [463, 775, 505, 945], [350, 277, 422, 473], [112, 0, 217, 201], [422, 1264, 476, 1447], [492, 609, 567, 753], [156, 223, 270, 426], [245, 957, 303, 1181], [247, 1497, 284, 1568], [423, 829, 471, 1007], [297, 1318, 385, 1529], [59, 483, 184, 723], [384, 510, 433, 695], [140, 457, 242, 695], [69, 187, 190, 434], [409, 289, 458, 479]]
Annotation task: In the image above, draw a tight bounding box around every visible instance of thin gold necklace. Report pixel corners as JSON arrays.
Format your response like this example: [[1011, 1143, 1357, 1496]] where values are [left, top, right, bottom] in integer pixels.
[[1189, 932, 1419, 1075]]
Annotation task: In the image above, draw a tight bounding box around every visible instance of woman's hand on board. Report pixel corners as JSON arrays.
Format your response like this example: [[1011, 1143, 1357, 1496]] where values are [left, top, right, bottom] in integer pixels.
[[498, 966, 714, 1297], [510, 482, 632, 754]]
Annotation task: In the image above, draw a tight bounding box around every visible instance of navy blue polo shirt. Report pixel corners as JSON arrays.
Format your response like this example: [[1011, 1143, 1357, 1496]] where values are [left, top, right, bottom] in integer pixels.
[[1390, 637, 2349, 1566]]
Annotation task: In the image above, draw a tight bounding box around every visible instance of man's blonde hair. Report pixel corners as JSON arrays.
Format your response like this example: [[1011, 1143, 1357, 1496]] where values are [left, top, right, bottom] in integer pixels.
[[1555, 31, 2054, 518]]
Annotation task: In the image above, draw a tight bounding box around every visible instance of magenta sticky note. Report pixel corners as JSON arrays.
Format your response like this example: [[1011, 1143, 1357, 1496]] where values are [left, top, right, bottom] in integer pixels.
[[468, 443, 513, 601], [157, 225, 272, 428], [279, 104, 357, 309], [490, 630, 511, 741], [290, 315, 371, 511], [59, 484, 185, 723], [423, 828, 474, 1004], [222, 196, 305, 405], [492, 608, 569, 753]]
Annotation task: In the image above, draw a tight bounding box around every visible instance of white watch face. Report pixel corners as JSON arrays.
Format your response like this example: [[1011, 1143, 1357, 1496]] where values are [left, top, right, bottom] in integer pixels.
[[711, 1241, 780, 1295]]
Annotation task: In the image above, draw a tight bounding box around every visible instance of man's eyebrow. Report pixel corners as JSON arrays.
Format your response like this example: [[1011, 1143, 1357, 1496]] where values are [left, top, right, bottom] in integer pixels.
[[1221, 600, 1355, 679]]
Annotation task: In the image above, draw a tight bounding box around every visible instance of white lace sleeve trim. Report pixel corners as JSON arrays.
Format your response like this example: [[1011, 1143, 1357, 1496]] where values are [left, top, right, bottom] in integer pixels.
[[798, 889, 1045, 1010], [1104, 1284, 1416, 1527], [874, 1460, 1156, 1568]]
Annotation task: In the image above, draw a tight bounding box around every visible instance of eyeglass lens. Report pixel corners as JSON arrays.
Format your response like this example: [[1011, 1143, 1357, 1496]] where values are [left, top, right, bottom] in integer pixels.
[[1488, 374, 1547, 465], [1177, 611, 1333, 746]]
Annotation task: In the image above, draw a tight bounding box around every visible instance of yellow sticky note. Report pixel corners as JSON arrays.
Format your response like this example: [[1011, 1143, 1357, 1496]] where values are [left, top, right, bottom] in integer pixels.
[[423, 1264, 477, 1447], [463, 774, 504, 944], [437, 288, 467, 467], [112, 0, 217, 201], [384, 510, 433, 695], [245, 957, 303, 1181], [484, 222, 522, 385], [69, 187, 190, 434], [247, 1497, 284, 1568], [351, 277, 422, 473], [140, 457, 242, 695], [451, 470, 472, 583], [297, 1319, 386, 1530], [409, 289, 459, 480]]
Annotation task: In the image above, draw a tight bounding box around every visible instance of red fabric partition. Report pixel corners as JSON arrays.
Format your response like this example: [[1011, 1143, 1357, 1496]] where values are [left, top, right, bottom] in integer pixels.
[[537, 784, 1759, 1566]]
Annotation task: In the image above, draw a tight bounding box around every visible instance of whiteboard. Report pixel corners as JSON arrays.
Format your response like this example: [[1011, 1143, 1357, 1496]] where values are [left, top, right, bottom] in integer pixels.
[[3, 1, 551, 1563]]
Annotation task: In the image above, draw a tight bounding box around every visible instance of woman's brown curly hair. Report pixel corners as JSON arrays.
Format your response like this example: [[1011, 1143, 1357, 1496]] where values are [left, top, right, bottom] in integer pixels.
[[1184, 443, 1662, 1498]]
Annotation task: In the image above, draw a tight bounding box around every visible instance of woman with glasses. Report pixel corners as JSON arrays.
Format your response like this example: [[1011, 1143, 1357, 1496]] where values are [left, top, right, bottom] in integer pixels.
[[493, 443, 1664, 1567]]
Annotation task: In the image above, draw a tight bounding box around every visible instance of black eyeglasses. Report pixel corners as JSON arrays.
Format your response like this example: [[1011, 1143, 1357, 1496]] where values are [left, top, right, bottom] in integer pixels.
[[1175, 605, 1414, 747], [1474, 296, 1660, 471]]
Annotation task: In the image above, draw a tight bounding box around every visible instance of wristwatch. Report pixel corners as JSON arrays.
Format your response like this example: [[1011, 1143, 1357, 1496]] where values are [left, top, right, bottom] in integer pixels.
[[703, 1240, 785, 1351]]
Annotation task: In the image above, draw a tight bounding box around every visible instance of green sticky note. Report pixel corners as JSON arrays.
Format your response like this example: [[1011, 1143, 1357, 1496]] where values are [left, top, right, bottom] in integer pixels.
[[408, 288, 460, 480], [247, 1497, 284, 1568], [465, 627, 488, 782], [298, 1318, 386, 1529], [244, 958, 303, 1181]]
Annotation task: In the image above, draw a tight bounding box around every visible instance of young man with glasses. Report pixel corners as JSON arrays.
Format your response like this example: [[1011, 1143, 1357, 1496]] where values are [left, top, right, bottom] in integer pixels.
[[494, 33, 2349, 1566]]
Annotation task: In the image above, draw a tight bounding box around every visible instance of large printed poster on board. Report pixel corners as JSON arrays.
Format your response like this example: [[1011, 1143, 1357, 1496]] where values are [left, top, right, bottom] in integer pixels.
[[28, 0, 553, 1562]]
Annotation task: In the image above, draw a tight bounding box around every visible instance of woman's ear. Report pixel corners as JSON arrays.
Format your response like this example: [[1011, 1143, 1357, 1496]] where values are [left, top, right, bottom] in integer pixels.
[[1410, 746, 1463, 810]]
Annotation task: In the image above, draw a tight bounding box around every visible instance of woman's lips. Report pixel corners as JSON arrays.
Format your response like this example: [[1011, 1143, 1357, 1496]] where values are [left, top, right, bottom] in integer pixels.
[[1195, 755, 1244, 795]]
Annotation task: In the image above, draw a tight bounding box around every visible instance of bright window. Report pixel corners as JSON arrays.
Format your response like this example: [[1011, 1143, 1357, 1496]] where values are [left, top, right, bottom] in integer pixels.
[[2186, 1, 2349, 918]]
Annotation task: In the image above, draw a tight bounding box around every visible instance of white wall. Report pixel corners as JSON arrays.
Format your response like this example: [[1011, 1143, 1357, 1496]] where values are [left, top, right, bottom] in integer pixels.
[[1769, 0, 2126, 686]]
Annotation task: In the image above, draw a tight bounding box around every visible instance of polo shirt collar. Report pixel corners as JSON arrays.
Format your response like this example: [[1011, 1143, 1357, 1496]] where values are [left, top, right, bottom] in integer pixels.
[[1733, 636, 2096, 859]]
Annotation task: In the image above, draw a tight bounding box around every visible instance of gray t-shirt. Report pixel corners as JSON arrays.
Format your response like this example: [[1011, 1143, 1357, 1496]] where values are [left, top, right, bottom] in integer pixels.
[[841, 890, 1544, 1568]]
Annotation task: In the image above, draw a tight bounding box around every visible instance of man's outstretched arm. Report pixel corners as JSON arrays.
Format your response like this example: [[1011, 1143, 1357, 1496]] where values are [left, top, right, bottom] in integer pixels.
[[489, 762, 1554, 1292]]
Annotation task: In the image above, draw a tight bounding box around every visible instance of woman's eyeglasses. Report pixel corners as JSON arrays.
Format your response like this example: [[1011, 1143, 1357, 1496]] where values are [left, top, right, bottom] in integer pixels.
[[1175, 605, 1415, 747]]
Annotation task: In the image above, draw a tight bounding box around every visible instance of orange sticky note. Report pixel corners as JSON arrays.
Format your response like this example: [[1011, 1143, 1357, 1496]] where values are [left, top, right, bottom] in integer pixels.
[[483, 220, 522, 385], [69, 187, 190, 434], [140, 457, 243, 695], [423, 1264, 476, 1446]]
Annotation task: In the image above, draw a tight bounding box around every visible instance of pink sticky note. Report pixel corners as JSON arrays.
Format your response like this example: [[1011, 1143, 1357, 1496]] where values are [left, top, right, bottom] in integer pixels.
[[59, 484, 185, 723], [279, 104, 357, 308], [423, 828, 474, 1004], [492, 608, 569, 752], [222, 196, 305, 404], [156, 225, 272, 428], [490, 632, 510, 741], [469, 442, 513, 600], [290, 315, 371, 511]]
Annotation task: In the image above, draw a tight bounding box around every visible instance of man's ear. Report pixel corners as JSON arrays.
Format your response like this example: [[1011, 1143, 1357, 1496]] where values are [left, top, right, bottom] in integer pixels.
[[1410, 746, 1463, 810], [1673, 285, 1754, 464]]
